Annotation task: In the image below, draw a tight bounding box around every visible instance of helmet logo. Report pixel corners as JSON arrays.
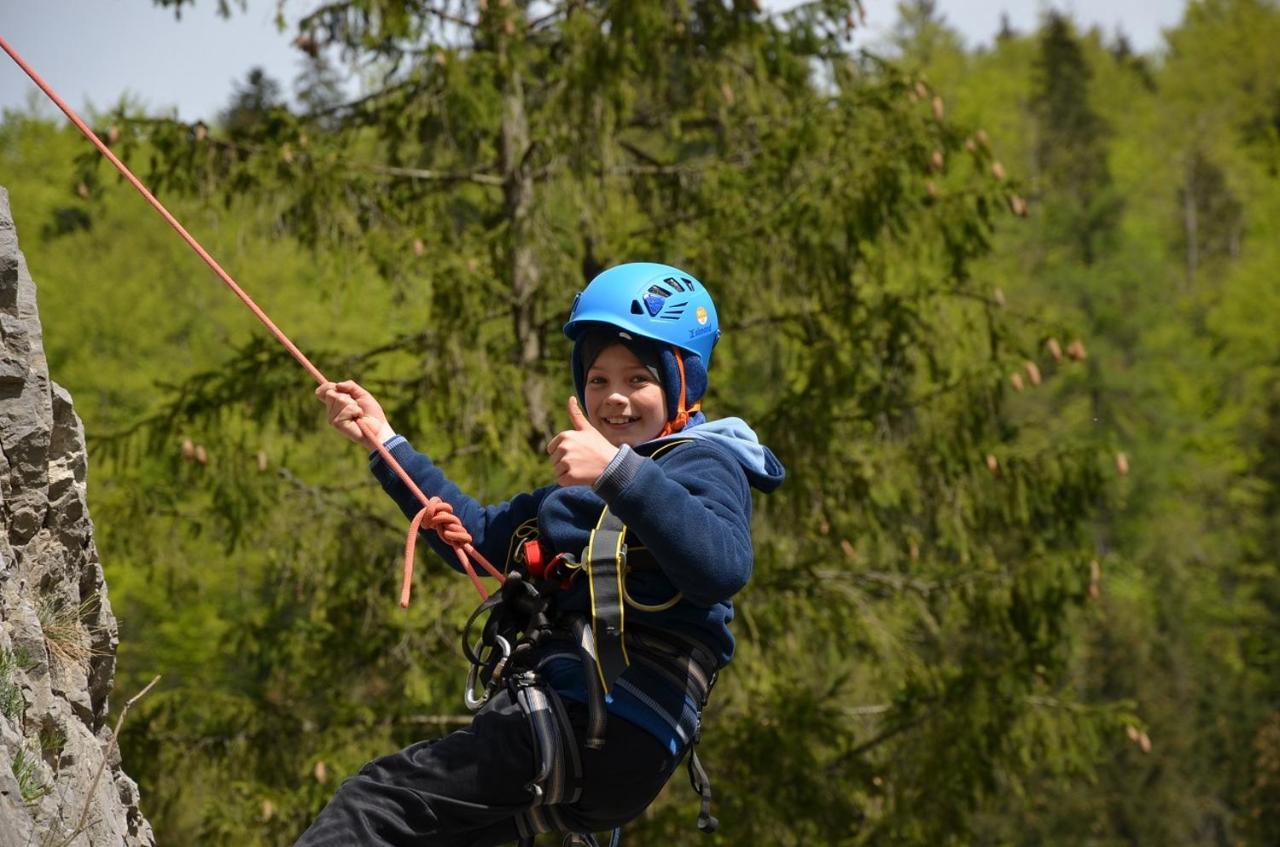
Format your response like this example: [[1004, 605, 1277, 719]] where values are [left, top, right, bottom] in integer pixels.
[[696, 306, 709, 326]]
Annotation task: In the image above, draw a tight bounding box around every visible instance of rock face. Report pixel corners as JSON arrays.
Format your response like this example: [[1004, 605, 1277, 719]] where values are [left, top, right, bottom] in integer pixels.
[[0, 187, 154, 846]]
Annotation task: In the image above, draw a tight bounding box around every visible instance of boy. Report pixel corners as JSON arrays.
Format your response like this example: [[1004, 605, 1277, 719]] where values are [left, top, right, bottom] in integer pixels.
[[303, 262, 784, 846]]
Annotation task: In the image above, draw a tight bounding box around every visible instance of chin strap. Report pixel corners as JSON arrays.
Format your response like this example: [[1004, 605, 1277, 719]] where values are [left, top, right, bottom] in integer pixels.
[[658, 347, 701, 437]]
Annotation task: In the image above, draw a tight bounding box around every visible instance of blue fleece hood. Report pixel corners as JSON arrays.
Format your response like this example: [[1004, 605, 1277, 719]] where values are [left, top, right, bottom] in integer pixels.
[[652, 416, 785, 494]]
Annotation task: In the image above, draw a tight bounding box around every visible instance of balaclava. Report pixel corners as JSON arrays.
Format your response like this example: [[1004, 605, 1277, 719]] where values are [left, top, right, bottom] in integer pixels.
[[572, 325, 708, 436]]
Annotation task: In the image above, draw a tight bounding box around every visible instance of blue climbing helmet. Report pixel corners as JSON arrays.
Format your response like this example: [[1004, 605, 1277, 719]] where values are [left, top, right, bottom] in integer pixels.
[[563, 262, 721, 365], [564, 262, 721, 434]]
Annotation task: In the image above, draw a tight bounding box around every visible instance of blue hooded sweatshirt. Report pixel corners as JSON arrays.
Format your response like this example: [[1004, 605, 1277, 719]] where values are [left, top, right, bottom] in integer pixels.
[[370, 416, 784, 753]]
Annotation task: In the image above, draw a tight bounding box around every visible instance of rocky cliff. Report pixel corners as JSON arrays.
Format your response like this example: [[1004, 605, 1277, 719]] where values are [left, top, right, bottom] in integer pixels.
[[0, 186, 154, 846]]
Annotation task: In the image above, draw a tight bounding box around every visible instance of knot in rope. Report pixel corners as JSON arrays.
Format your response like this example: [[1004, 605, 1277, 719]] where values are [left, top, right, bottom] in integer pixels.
[[413, 499, 471, 546], [402, 497, 504, 607]]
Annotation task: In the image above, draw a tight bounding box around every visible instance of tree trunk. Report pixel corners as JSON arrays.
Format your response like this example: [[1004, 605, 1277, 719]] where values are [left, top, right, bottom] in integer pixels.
[[497, 16, 549, 448], [1183, 156, 1199, 288]]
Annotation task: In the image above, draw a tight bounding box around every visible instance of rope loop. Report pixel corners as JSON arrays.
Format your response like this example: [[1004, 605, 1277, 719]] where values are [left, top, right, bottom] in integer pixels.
[[402, 497, 505, 607]]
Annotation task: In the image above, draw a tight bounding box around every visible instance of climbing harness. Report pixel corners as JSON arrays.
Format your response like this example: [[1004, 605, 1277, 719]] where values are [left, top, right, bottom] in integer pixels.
[[0, 34, 501, 606], [472, 440, 690, 709], [475, 609, 721, 845], [461, 450, 721, 844]]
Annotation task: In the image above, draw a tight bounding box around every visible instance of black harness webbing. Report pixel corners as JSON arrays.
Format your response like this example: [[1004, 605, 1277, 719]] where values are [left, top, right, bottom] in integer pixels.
[[511, 672, 582, 808], [627, 625, 720, 834], [520, 622, 720, 836], [511, 668, 600, 847], [579, 438, 692, 695], [510, 628, 718, 847], [569, 616, 609, 749], [584, 507, 629, 694]]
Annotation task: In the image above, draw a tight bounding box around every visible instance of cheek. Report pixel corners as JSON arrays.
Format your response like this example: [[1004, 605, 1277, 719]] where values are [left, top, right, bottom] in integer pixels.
[[639, 386, 667, 420]]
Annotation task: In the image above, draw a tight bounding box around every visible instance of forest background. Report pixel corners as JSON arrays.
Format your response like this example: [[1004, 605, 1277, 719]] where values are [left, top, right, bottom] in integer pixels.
[[1, 0, 1278, 844]]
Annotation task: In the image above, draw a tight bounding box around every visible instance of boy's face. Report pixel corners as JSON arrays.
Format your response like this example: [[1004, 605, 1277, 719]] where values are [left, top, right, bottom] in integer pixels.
[[584, 343, 667, 448]]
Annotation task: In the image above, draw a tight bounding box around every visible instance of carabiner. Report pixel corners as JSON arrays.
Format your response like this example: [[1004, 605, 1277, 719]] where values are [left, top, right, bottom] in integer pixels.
[[464, 634, 512, 711]]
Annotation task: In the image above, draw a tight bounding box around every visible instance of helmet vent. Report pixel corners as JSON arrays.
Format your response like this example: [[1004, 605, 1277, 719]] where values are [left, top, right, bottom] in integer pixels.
[[656, 300, 687, 321], [630, 299, 644, 315]]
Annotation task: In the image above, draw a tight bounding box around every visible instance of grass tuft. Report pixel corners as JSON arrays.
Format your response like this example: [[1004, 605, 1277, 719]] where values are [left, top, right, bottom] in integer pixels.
[[12, 741, 50, 806], [35, 596, 107, 671], [0, 648, 24, 721]]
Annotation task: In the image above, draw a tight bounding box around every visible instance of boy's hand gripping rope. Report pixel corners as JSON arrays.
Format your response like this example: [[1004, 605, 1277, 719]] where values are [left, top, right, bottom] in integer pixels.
[[0, 35, 503, 605]]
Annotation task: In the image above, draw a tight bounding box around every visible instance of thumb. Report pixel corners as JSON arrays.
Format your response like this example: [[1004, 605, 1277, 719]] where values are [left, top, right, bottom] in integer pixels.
[[567, 395, 593, 432]]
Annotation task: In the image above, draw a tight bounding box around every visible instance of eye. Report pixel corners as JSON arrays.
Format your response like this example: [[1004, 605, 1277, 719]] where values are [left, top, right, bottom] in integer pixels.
[[630, 374, 651, 385], [587, 375, 607, 386]]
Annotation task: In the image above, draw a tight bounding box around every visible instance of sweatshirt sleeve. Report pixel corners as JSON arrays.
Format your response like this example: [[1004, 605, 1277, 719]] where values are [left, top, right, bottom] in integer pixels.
[[369, 435, 555, 573], [592, 442, 753, 607]]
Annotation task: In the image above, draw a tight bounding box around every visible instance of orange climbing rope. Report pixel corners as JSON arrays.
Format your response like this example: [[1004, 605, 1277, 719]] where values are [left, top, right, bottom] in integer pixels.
[[0, 34, 504, 605]]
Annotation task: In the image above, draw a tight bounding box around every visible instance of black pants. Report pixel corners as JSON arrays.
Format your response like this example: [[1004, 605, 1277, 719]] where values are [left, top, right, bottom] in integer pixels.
[[293, 688, 679, 847]]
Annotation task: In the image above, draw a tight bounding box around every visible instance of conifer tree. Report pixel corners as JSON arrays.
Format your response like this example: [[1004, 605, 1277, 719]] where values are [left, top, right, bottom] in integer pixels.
[[27, 1, 1125, 842], [1031, 12, 1121, 266]]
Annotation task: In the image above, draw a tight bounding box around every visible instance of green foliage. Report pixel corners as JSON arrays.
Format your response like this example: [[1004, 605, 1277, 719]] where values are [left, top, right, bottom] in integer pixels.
[[1032, 12, 1123, 266], [9, 0, 1280, 844], [0, 647, 25, 722], [11, 741, 50, 806], [20, 0, 1107, 832], [907, 1, 1280, 843]]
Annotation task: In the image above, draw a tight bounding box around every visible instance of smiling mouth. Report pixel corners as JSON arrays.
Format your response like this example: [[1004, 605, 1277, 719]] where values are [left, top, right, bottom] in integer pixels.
[[602, 415, 639, 426]]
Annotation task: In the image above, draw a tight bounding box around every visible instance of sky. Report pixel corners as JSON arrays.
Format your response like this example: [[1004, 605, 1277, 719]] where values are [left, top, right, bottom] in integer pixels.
[[0, 0, 1189, 123]]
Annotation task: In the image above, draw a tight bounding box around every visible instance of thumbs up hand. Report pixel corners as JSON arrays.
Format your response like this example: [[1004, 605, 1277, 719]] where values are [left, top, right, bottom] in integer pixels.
[[547, 396, 620, 487]]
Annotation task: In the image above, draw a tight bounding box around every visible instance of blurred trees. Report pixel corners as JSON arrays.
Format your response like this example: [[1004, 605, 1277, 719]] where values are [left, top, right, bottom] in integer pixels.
[[907, 1, 1280, 843], [4, 0, 1279, 844]]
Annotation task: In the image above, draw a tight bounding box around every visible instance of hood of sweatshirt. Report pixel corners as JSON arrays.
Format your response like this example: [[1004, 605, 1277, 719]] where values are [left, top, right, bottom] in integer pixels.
[[650, 416, 785, 494]]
